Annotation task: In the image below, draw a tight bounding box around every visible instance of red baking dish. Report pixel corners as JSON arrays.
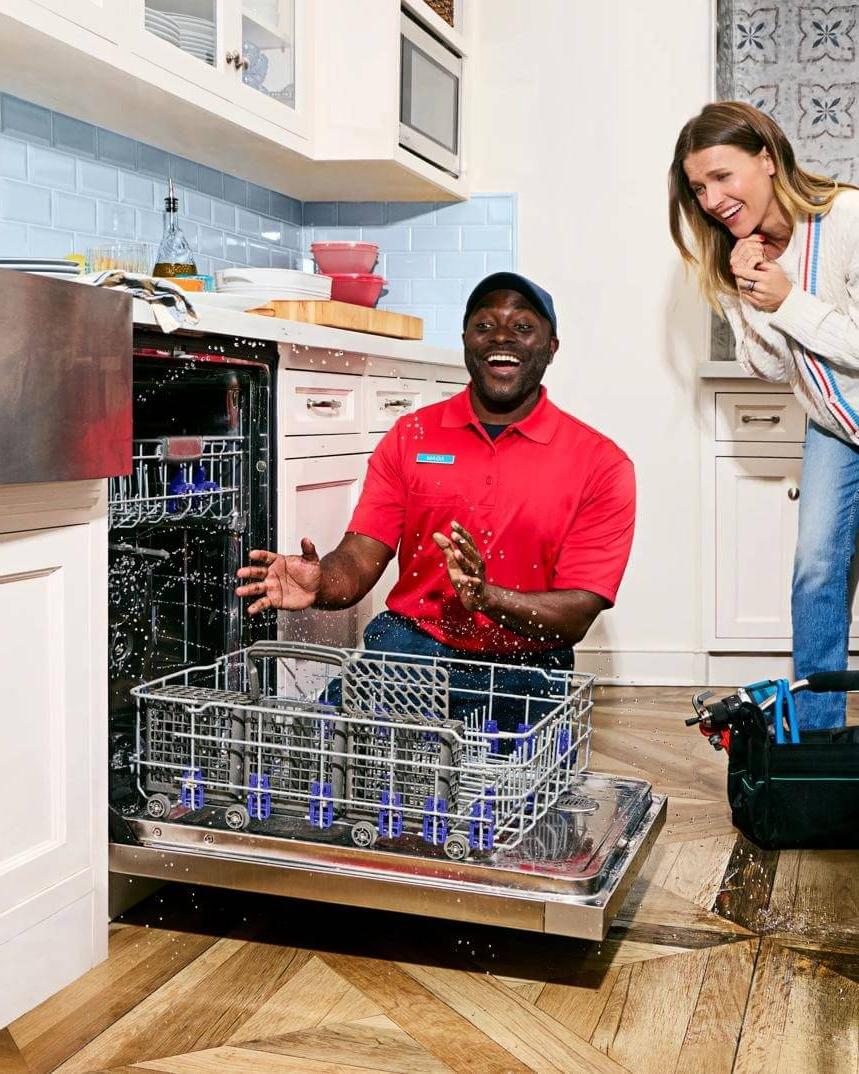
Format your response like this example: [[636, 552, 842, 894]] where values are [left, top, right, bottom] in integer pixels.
[[327, 273, 386, 307]]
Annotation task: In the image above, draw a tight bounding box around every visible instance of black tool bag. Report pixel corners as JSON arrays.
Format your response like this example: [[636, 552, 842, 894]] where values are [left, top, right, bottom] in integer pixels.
[[692, 671, 859, 849]]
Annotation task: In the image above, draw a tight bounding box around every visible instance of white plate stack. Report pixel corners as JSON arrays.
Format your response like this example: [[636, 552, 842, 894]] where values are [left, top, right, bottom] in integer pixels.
[[170, 11, 216, 64], [214, 268, 332, 304], [0, 257, 83, 279], [144, 7, 181, 47]]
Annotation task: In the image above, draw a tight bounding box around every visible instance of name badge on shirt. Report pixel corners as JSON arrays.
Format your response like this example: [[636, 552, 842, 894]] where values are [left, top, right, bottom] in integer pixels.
[[416, 453, 455, 465]]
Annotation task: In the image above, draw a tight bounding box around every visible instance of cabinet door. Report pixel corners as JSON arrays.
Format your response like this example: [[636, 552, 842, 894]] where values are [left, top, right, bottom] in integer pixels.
[[0, 524, 106, 1029], [715, 456, 802, 640], [127, 0, 232, 99], [32, 0, 121, 38], [279, 453, 372, 649], [222, 0, 308, 136]]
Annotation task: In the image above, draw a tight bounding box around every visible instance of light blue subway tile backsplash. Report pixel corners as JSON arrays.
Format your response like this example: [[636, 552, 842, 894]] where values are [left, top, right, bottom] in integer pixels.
[[28, 225, 74, 257], [236, 208, 260, 238], [28, 146, 75, 191], [0, 92, 516, 348], [197, 164, 224, 200], [119, 172, 155, 210], [1, 96, 51, 144], [97, 200, 136, 239], [411, 226, 460, 252], [53, 191, 97, 232], [338, 202, 385, 227], [385, 202, 436, 226], [0, 178, 51, 224], [222, 174, 248, 208], [0, 136, 27, 180], [247, 183, 271, 215], [435, 251, 486, 278], [385, 252, 435, 279], [185, 190, 212, 224], [412, 278, 462, 305], [52, 114, 97, 159], [0, 220, 27, 253], [77, 159, 118, 199], [97, 129, 138, 169], [462, 225, 512, 252]]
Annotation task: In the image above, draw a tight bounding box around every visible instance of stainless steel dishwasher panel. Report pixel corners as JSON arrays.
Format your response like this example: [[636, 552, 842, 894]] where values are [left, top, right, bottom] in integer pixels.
[[0, 271, 132, 483], [110, 774, 666, 939]]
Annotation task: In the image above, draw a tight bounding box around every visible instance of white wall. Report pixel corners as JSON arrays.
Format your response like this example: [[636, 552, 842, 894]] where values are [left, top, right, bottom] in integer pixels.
[[469, 0, 714, 682]]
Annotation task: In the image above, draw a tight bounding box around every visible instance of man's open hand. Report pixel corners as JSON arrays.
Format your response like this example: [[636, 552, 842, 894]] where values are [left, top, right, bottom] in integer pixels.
[[432, 520, 488, 612], [235, 539, 321, 614]]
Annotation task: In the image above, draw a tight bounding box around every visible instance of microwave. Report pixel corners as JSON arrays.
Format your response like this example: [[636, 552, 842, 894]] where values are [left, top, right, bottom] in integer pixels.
[[400, 10, 462, 177]]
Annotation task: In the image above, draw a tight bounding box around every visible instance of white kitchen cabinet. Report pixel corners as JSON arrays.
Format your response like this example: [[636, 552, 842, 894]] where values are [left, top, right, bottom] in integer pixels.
[[126, 0, 308, 139], [714, 455, 802, 640], [0, 484, 108, 1030], [0, 0, 467, 200], [32, 0, 120, 37], [277, 451, 372, 650], [702, 378, 859, 682]]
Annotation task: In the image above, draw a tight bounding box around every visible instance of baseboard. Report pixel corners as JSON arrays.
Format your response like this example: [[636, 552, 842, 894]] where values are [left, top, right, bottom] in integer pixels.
[[578, 649, 859, 687], [574, 649, 708, 685]]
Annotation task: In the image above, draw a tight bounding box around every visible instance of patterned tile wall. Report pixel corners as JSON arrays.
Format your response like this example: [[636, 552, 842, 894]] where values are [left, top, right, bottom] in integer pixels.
[[713, 0, 859, 358], [0, 92, 516, 348]]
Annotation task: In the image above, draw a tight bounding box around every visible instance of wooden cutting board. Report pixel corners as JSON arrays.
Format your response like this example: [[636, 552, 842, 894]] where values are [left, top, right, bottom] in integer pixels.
[[248, 299, 423, 340]]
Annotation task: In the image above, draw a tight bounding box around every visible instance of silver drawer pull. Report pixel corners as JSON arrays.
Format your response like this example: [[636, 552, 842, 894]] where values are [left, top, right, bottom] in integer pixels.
[[788, 487, 800, 501], [741, 414, 780, 424], [306, 398, 342, 412], [382, 397, 413, 410]]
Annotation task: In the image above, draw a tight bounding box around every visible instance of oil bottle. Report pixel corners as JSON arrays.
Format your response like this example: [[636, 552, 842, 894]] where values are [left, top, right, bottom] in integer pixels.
[[152, 178, 197, 277]]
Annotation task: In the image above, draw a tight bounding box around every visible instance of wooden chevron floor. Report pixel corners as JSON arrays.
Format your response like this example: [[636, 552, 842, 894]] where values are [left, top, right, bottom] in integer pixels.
[[4, 686, 858, 1074]]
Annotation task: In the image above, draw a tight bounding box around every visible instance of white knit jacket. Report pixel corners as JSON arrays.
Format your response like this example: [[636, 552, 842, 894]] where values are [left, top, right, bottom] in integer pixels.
[[721, 188, 859, 444]]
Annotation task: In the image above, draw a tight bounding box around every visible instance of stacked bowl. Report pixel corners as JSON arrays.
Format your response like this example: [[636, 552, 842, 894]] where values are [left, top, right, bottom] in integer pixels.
[[310, 242, 385, 307]]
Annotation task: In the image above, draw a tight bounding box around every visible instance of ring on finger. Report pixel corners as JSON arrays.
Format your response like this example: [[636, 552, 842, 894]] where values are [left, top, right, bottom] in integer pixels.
[[745, 279, 756, 293]]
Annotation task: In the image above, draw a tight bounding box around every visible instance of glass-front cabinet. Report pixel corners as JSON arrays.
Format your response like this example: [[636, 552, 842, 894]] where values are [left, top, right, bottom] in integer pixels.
[[238, 0, 295, 108], [128, 0, 305, 137]]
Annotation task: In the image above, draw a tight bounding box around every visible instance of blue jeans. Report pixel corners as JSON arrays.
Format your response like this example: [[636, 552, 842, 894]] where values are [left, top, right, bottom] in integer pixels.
[[355, 611, 575, 731], [792, 421, 859, 729]]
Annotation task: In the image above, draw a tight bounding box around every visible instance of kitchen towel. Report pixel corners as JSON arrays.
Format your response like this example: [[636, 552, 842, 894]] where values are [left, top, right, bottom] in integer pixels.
[[85, 271, 199, 332]]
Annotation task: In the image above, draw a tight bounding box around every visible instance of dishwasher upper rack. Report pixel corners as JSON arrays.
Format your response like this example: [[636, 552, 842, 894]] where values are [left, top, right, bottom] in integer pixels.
[[130, 641, 593, 861], [109, 435, 246, 528]]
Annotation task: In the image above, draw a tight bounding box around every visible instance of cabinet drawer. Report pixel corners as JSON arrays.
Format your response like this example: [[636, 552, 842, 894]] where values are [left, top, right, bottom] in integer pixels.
[[282, 371, 363, 436], [715, 392, 806, 443], [426, 380, 467, 405], [365, 377, 427, 432]]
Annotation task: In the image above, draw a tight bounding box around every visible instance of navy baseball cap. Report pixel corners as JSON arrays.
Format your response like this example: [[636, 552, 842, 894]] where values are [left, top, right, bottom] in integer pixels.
[[462, 272, 558, 336]]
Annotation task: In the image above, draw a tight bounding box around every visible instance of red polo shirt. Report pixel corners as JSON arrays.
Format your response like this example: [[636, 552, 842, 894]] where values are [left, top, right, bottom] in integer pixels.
[[347, 386, 635, 655]]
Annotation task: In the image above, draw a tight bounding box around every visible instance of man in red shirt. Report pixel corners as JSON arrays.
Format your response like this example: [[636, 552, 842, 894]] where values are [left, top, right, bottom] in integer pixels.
[[237, 273, 635, 694]]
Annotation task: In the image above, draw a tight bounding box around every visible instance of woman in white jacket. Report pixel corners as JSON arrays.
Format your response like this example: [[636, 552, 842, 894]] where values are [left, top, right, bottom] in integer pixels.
[[670, 100, 859, 730]]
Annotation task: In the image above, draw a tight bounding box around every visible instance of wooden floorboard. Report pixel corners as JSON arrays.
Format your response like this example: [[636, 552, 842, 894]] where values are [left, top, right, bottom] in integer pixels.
[[6, 686, 859, 1073]]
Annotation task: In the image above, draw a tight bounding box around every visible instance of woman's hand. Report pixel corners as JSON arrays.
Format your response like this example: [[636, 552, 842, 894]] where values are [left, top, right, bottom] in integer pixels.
[[735, 260, 793, 313], [729, 234, 767, 279]]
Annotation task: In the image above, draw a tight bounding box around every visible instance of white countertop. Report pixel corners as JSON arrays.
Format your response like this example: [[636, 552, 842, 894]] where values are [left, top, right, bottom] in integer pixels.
[[132, 298, 464, 369], [698, 361, 753, 379]]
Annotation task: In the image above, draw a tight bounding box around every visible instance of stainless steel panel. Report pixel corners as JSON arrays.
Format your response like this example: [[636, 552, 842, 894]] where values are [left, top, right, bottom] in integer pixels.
[[110, 775, 666, 938], [0, 270, 132, 483]]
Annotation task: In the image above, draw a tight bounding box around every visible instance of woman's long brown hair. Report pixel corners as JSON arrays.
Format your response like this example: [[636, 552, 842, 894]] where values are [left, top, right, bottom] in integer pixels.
[[669, 101, 850, 309]]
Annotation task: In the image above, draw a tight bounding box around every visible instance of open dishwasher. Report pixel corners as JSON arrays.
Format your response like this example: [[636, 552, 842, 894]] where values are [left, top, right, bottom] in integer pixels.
[[108, 332, 664, 939]]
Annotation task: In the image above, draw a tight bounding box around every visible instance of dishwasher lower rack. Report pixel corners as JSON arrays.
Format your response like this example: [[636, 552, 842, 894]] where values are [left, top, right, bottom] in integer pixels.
[[130, 641, 594, 862]]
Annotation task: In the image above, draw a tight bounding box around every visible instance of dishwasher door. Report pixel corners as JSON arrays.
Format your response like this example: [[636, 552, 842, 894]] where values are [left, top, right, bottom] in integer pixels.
[[110, 772, 665, 940]]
